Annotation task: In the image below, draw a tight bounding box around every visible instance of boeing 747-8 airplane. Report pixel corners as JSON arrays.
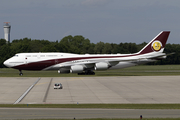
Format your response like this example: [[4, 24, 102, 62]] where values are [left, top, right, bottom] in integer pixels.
[[4, 31, 170, 75]]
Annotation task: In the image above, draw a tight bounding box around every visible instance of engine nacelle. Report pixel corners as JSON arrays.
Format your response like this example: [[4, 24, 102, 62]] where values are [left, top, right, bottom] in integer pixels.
[[70, 65, 84, 73], [58, 68, 70, 74], [94, 62, 109, 70]]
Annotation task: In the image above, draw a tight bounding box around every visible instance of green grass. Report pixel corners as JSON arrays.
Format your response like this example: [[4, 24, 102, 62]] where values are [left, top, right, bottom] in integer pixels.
[[1, 104, 180, 109], [1, 65, 180, 77]]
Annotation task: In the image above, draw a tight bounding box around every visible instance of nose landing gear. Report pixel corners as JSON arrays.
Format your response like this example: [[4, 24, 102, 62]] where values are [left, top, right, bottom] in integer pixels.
[[19, 70, 23, 76]]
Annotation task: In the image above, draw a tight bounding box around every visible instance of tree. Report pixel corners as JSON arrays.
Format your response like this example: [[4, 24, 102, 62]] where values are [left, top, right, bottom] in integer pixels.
[[94, 41, 104, 54], [128, 43, 138, 53], [58, 35, 92, 54], [137, 42, 147, 52], [102, 43, 112, 54], [58, 35, 72, 53], [80, 38, 91, 54], [0, 44, 11, 67], [29, 40, 44, 52], [111, 43, 119, 54], [0, 39, 7, 46], [41, 44, 57, 52]]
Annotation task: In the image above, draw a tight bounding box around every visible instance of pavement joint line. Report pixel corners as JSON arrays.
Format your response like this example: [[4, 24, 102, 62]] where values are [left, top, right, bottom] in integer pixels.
[[13, 77, 41, 104], [43, 78, 53, 102]]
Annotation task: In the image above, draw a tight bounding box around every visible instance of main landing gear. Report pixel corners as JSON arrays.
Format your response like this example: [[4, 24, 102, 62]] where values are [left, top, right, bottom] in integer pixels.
[[78, 70, 95, 75], [19, 70, 23, 76]]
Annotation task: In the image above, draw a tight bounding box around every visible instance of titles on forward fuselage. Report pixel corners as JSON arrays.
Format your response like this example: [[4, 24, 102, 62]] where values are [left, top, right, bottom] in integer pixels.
[[72, 60, 90, 63]]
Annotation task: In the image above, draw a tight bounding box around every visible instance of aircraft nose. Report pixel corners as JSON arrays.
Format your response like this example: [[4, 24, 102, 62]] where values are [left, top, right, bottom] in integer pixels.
[[3, 60, 11, 67]]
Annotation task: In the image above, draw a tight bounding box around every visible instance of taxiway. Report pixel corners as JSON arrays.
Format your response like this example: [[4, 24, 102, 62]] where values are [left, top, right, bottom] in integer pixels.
[[0, 76, 180, 104]]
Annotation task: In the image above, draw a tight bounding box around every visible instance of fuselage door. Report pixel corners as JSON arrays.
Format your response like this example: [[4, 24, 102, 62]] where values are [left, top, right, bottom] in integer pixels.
[[25, 55, 31, 64], [37, 53, 41, 59]]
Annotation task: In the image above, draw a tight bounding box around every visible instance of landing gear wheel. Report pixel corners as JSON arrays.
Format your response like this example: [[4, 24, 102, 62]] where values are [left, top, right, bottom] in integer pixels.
[[19, 73, 23, 76], [19, 70, 23, 76]]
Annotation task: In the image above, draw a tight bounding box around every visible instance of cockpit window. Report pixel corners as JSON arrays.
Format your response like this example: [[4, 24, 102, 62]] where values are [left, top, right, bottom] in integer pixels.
[[14, 55, 18, 57]]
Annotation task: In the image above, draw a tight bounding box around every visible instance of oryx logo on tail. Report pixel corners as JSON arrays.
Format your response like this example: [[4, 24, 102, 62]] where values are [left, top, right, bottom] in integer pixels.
[[152, 40, 162, 51]]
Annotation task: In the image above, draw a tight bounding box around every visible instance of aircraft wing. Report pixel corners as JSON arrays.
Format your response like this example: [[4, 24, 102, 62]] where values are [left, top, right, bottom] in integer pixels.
[[58, 52, 174, 69], [58, 57, 144, 68]]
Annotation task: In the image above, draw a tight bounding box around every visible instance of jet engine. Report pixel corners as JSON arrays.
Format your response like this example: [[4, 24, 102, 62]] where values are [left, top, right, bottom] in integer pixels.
[[94, 62, 109, 70], [70, 65, 84, 73]]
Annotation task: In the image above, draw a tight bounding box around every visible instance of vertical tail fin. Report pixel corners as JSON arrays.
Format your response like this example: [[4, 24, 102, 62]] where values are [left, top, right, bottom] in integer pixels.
[[138, 31, 170, 54]]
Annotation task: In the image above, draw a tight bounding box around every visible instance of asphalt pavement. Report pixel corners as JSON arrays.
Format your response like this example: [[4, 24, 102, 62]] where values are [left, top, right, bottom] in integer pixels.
[[1, 108, 180, 119]]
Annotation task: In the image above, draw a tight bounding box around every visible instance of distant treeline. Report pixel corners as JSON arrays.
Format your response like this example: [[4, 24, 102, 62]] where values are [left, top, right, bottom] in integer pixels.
[[0, 35, 179, 68]]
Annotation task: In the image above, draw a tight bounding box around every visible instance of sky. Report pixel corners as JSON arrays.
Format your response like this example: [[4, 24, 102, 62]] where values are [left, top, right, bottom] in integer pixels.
[[0, 0, 180, 44]]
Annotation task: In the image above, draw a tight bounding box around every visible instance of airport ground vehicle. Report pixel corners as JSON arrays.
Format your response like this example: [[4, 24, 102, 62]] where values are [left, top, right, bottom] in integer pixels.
[[54, 83, 63, 89]]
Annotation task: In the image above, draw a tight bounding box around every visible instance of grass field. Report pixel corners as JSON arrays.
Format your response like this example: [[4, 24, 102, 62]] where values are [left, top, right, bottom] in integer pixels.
[[1, 104, 180, 109], [0, 65, 180, 77]]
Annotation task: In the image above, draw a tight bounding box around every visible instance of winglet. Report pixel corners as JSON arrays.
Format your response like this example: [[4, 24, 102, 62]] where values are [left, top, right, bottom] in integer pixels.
[[138, 31, 170, 54]]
